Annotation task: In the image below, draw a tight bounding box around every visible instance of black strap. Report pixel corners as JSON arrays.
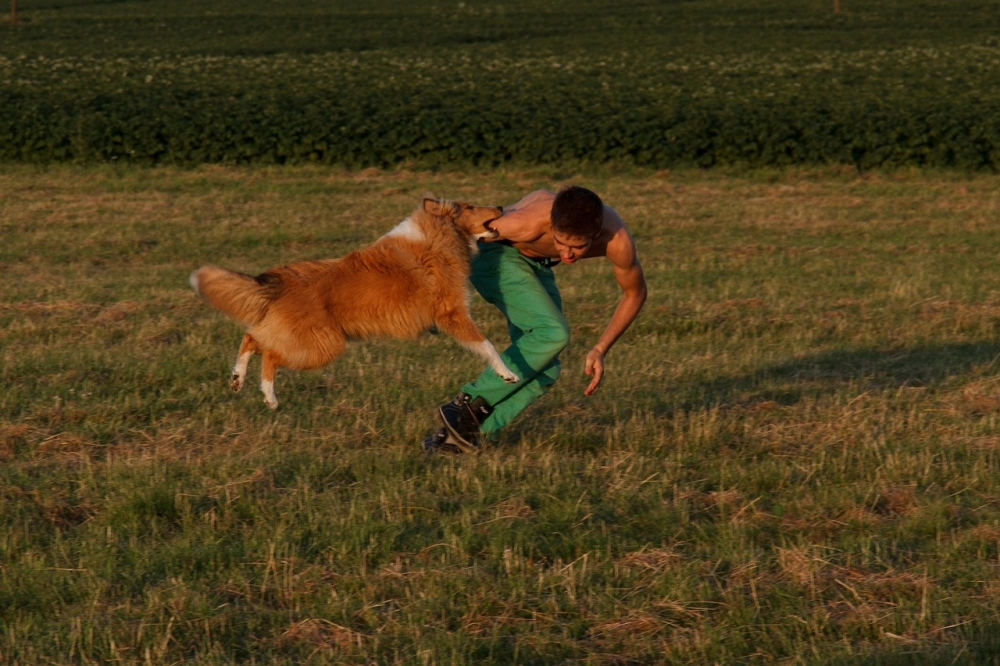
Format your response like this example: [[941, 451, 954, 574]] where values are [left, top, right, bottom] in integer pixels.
[[495, 240, 560, 266]]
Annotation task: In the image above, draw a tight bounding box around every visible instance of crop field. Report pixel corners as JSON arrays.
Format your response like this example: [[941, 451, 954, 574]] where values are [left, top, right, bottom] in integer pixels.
[[3, 164, 1000, 663], [2, 0, 1000, 168]]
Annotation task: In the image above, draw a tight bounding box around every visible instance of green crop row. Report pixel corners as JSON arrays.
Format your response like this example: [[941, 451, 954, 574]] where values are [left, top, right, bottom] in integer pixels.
[[3, 87, 1000, 171], [3, 23, 1000, 170]]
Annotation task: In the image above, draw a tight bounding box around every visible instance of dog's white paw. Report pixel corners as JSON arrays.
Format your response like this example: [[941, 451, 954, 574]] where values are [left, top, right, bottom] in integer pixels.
[[499, 369, 520, 384], [261, 379, 278, 410], [231, 373, 244, 393]]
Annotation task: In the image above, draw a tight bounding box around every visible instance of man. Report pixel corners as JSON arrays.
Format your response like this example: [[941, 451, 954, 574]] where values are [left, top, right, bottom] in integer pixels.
[[422, 185, 647, 453]]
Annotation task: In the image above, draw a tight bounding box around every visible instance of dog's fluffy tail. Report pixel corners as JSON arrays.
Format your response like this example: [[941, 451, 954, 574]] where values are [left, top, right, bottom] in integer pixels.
[[190, 265, 280, 326]]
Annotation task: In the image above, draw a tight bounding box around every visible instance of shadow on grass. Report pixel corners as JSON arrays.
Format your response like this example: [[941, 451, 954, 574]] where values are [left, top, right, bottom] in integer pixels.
[[661, 340, 1000, 414], [490, 341, 1000, 448], [820, 623, 1000, 665]]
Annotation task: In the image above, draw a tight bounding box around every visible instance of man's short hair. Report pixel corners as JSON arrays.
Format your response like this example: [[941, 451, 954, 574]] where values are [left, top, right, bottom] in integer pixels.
[[551, 186, 604, 239]]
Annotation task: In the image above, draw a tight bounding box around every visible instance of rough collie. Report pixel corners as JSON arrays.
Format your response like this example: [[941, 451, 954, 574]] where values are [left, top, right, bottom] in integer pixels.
[[190, 196, 519, 409]]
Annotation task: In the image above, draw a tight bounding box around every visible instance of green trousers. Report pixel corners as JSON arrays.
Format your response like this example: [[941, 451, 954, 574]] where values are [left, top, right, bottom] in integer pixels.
[[462, 242, 570, 435]]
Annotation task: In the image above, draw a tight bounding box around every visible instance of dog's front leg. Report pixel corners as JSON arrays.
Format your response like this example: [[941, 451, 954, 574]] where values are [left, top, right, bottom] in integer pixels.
[[465, 338, 520, 384], [437, 310, 520, 384]]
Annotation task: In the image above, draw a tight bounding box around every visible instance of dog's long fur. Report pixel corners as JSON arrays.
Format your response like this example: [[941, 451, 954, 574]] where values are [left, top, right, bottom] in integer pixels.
[[190, 197, 519, 409]]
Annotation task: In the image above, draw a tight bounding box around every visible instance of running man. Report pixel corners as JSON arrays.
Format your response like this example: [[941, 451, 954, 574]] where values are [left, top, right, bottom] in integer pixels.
[[422, 185, 647, 453]]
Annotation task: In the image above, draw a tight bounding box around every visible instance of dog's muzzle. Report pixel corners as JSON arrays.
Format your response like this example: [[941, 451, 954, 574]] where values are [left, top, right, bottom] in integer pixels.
[[482, 218, 501, 239]]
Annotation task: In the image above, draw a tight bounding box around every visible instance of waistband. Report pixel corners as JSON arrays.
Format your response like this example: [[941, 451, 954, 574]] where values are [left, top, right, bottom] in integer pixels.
[[496, 239, 561, 267]]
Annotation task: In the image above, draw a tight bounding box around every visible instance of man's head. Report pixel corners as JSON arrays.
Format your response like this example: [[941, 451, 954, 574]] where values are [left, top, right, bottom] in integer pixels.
[[550, 185, 604, 264]]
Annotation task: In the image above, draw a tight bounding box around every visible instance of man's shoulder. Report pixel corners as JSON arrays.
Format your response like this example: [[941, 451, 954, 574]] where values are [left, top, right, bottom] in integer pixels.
[[601, 203, 625, 228], [599, 206, 630, 247], [598, 209, 639, 266], [520, 189, 557, 210], [512, 192, 556, 230]]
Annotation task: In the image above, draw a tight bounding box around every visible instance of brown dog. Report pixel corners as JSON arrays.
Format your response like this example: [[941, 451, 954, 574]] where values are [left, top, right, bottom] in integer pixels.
[[190, 196, 519, 409]]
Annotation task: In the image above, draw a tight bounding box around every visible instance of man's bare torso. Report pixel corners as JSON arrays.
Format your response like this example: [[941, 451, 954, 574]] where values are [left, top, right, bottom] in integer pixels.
[[488, 189, 633, 268]]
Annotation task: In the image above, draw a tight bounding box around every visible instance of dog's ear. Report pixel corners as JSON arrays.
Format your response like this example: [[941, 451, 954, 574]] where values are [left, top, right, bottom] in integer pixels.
[[422, 194, 443, 216], [423, 195, 458, 218]]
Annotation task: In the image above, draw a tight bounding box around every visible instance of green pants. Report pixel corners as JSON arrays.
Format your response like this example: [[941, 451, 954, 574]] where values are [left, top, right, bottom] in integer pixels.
[[462, 242, 570, 435]]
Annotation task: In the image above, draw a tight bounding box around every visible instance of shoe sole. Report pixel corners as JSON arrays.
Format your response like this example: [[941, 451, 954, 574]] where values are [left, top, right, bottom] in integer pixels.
[[424, 439, 464, 455], [421, 428, 463, 455], [438, 406, 479, 454]]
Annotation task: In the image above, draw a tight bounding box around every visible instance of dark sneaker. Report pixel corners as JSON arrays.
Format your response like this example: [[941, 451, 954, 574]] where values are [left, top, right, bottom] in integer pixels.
[[438, 393, 492, 451], [420, 425, 465, 455]]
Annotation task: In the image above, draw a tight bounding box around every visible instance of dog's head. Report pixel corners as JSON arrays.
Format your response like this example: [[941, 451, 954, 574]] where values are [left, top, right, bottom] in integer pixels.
[[423, 195, 502, 241]]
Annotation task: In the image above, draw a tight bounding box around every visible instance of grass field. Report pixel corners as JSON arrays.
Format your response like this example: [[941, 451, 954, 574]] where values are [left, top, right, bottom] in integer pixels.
[[3, 164, 1000, 663]]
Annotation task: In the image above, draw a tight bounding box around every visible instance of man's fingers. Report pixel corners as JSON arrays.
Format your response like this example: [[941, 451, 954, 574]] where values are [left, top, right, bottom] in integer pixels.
[[584, 350, 604, 396], [584, 364, 603, 396]]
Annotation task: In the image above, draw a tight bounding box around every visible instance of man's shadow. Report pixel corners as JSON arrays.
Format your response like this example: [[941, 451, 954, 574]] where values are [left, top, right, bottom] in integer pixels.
[[496, 341, 1000, 445], [825, 625, 1000, 665], [659, 341, 1000, 416]]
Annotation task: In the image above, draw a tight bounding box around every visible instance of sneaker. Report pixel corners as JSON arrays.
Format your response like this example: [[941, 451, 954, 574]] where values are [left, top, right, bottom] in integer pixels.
[[421, 425, 465, 455], [438, 393, 492, 451]]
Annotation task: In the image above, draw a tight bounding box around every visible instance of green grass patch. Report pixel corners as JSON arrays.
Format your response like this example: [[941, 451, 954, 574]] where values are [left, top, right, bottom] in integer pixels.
[[3, 165, 1000, 662]]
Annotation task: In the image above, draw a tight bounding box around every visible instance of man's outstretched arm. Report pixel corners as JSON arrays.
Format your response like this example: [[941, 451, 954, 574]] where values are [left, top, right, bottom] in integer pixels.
[[584, 229, 647, 396]]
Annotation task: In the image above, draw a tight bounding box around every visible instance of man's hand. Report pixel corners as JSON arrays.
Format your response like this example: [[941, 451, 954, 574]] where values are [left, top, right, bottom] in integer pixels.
[[584, 347, 605, 396]]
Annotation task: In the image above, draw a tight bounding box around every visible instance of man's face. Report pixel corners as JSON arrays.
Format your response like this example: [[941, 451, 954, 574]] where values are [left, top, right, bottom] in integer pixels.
[[552, 230, 596, 264]]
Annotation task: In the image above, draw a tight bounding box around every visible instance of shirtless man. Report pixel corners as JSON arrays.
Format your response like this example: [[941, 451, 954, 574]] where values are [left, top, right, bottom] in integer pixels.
[[421, 185, 647, 453]]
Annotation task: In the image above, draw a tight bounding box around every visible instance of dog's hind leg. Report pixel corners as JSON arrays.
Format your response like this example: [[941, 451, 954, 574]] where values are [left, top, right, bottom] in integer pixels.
[[436, 310, 520, 384], [260, 349, 283, 410], [232, 333, 257, 393]]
